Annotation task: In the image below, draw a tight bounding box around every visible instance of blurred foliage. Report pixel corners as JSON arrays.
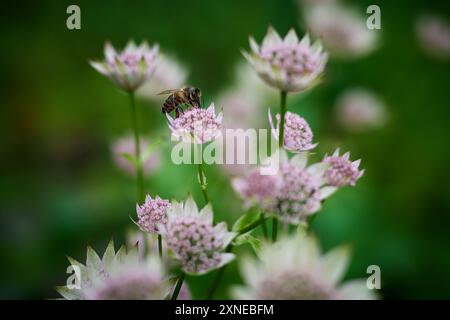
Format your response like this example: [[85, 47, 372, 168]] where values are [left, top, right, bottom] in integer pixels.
[[0, 0, 449, 299]]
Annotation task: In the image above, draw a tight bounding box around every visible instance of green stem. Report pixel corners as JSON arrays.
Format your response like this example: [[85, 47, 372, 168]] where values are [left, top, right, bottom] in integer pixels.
[[171, 273, 185, 300], [272, 217, 278, 242], [261, 213, 268, 239], [278, 90, 288, 147], [197, 162, 209, 204], [158, 234, 163, 258], [206, 266, 225, 300], [272, 90, 287, 243], [129, 92, 145, 202]]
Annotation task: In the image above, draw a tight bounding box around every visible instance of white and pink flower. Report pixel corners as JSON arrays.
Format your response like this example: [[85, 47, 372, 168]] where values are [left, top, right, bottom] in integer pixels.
[[302, 3, 378, 58], [232, 231, 377, 299], [167, 104, 223, 144], [323, 149, 364, 187], [112, 136, 161, 176], [136, 194, 171, 233], [90, 40, 159, 91], [56, 241, 168, 300], [269, 110, 317, 152], [159, 196, 236, 275], [243, 27, 327, 92]]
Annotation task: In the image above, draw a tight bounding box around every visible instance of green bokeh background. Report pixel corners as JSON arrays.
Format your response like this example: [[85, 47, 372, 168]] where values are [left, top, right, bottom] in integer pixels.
[[1, 0, 449, 299]]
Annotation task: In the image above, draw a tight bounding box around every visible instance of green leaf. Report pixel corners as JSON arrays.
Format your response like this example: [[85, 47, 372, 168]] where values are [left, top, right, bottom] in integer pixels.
[[232, 233, 262, 257], [121, 152, 137, 165], [232, 210, 261, 233]]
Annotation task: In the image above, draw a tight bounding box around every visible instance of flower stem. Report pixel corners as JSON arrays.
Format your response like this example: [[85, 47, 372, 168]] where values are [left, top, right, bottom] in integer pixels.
[[206, 266, 225, 300], [171, 273, 185, 300], [197, 162, 209, 204], [272, 217, 278, 242], [261, 213, 268, 238], [158, 234, 163, 258], [129, 92, 145, 202], [272, 90, 287, 243], [278, 90, 288, 147]]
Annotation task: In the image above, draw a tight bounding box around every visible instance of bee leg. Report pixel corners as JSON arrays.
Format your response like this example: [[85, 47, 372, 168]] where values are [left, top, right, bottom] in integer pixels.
[[175, 107, 184, 118]]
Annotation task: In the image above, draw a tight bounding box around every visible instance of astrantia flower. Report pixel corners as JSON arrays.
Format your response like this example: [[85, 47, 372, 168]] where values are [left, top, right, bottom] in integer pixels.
[[112, 136, 161, 176], [136, 194, 171, 233], [90, 40, 159, 92], [335, 88, 387, 132], [232, 231, 376, 300], [138, 53, 188, 100], [416, 15, 450, 60], [232, 168, 281, 211], [167, 104, 223, 144], [272, 151, 336, 224], [303, 3, 378, 58], [159, 196, 235, 275], [56, 241, 168, 300], [269, 110, 317, 152], [323, 149, 364, 187], [243, 27, 327, 92]]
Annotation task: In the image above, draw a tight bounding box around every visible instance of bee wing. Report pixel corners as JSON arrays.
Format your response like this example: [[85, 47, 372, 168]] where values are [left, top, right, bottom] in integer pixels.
[[157, 89, 179, 95]]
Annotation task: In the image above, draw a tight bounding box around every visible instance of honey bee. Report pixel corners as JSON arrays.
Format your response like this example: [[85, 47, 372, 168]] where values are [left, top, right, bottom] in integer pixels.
[[159, 86, 202, 118]]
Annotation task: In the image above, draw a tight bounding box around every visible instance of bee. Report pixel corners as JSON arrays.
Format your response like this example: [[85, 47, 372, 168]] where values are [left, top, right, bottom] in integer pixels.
[[159, 86, 202, 118]]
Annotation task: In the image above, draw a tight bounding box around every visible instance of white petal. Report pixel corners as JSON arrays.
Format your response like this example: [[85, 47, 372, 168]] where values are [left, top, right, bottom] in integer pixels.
[[290, 152, 309, 169], [333, 148, 340, 157], [240, 256, 261, 287], [184, 195, 199, 216], [338, 280, 377, 300], [199, 203, 213, 223], [284, 28, 299, 45], [208, 102, 216, 113], [90, 61, 109, 75], [306, 162, 329, 178], [262, 26, 282, 49], [230, 286, 254, 300], [249, 36, 260, 53], [218, 252, 235, 268], [86, 246, 102, 271], [319, 186, 338, 200], [222, 232, 237, 248], [321, 245, 351, 285], [104, 41, 117, 62], [102, 240, 115, 270], [299, 33, 311, 47], [56, 286, 82, 300], [114, 245, 127, 265]]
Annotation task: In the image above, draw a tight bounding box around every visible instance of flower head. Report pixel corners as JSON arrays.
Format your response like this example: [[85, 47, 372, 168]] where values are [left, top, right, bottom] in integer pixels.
[[90, 40, 159, 91], [323, 149, 364, 187], [56, 241, 168, 300], [416, 15, 450, 60], [136, 194, 171, 233], [303, 3, 378, 58], [112, 136, 161, 176], [232, 231, 376, 300], [232, 168, 281, 211], [243, 27, 327, 92], [269, 110, 317, 152], [167, 104, 223, 144], [268, 151, 336, 224], [159, 196, 235, 275], [335, 88, 387, 132]]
